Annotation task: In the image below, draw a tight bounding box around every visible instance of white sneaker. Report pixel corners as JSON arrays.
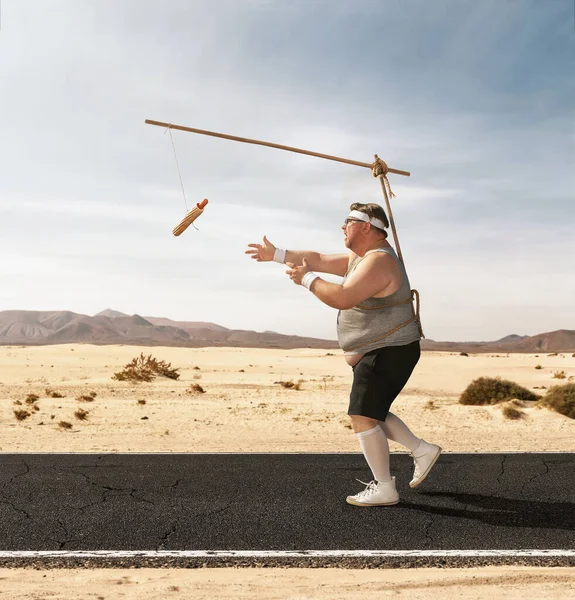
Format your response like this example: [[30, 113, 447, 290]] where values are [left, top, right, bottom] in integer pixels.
[[410, 441, 442, 488], [346, 477, 400, 507]]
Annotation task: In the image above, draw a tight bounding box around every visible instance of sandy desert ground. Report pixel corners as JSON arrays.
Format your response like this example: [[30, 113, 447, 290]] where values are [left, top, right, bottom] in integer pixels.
[[0, 344, 573, 599], [0, 344, 573, 453]]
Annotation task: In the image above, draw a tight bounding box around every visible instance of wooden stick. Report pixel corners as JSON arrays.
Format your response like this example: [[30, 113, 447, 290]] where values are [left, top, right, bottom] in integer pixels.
[[145, 119, 410, 177]]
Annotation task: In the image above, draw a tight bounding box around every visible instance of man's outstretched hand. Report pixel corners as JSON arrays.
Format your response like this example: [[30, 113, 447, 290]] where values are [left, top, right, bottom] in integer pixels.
[[286, 257, 311, 286], [245, 235, 276, 262]]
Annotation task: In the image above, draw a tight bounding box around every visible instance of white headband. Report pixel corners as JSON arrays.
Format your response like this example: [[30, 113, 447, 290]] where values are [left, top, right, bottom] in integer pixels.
[[347, 210, 387, 231]]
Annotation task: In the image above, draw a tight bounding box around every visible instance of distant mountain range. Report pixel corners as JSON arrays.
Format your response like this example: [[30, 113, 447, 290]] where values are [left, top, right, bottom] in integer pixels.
[[0, 310, 574, 352]]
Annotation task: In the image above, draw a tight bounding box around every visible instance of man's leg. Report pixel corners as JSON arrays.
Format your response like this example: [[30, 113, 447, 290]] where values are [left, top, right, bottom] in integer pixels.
[[346, 415, 399, 506], [351, 415, 391, 483], [380, 412, 441, 489], [379, 411, 420, 452]]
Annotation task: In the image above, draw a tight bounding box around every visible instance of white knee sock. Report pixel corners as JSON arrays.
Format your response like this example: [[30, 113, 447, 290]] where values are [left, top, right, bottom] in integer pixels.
[[356, 425, 391, 483], [380, 412, 421, 452]]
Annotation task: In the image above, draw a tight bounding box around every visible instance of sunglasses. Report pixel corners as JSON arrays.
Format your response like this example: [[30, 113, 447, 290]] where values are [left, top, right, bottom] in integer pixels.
[[343, 218, 365, 227]]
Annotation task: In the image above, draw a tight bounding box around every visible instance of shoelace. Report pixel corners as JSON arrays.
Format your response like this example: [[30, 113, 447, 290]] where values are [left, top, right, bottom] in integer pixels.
[[354, 480, 379, 499]]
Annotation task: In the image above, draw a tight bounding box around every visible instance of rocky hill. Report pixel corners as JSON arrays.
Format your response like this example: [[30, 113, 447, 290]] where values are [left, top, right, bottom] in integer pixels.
[[0, 310, 573, 352]]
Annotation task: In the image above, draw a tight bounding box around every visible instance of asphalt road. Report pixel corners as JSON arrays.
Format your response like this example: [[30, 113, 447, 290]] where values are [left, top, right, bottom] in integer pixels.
[[0, 452, 573, 568]]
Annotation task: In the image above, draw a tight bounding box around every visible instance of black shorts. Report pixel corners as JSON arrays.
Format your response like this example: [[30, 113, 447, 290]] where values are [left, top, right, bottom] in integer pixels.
[[348, 340, 420, 421]]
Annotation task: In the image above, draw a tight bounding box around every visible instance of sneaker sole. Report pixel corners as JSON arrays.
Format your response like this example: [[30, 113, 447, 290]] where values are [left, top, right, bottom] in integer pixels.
[[409, 446, 442, 489], [345, 497, 400, 507]]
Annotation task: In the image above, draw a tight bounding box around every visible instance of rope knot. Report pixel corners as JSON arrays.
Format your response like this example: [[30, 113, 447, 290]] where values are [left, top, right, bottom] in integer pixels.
[[372, 154, 396, 198]]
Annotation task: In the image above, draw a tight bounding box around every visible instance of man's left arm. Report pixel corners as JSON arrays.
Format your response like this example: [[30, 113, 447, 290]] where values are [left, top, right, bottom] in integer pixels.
[[287, 255, 392, 310]]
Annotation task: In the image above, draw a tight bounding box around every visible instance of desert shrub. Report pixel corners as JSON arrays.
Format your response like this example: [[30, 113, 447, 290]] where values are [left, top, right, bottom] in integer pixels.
[[275, 379, 303, 390], [112, 353, 180, 382], [76, 394, 95, 402], [74, 409, 89, 421], [45, 388, 64, 398], [534, 365, 542, 370], [539, 383, 575, 419], [502, 405, 524, 420], [25, 393, 39, 403], [459, 377, 540, 406], [58, 421, 73, 429], [552, 370, 567, 379], [14, 410, 31, 421], [186, 383, 205, 394], [459, 352, 469, 357]]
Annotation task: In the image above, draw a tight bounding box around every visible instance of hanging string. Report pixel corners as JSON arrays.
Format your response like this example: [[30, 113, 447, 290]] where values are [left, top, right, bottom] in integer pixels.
[[165, 125, 189, 213]]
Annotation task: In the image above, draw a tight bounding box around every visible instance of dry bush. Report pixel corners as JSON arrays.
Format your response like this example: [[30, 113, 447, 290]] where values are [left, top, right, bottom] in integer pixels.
[[74, 409, 89, 421], [539, 383, 575, 419], [112, 353, 180, 382], [534, 365, 542, 370], [275, 379, 304, 390], [459, 377, 540, 406], [459, 352, 469, 357], [502, 405, 524, 420], [186, 383, 205, 394], [137, 399, 146, 405], [45, 388, 64, 398], [76, 394, 95, 402], [14, 410, 31, 421], [25, 393, 39, 404], [552, 370, 567, 379], [58, 421, 73, 429]]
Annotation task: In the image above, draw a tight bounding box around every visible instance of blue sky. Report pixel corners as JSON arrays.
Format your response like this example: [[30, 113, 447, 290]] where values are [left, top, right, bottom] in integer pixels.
[[0, 0, 573, 341]]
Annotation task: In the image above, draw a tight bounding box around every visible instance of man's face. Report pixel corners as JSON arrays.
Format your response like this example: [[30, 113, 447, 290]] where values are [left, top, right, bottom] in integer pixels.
[[342, 218, 365, 247]]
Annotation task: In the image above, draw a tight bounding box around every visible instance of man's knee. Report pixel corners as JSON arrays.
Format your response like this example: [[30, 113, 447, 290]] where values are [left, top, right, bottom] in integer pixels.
[[349, 414, 379, 433]]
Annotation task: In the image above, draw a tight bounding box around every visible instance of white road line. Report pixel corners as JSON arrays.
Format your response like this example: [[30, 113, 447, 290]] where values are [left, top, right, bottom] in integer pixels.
[[0, 550, 573, 558]]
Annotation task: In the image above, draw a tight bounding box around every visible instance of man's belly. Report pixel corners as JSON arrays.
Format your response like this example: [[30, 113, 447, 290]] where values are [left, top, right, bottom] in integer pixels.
[[345, 353, 364, 367]]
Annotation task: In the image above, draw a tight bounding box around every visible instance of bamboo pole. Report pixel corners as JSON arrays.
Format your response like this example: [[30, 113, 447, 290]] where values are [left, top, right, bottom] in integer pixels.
[[144, 119, 410, 177]]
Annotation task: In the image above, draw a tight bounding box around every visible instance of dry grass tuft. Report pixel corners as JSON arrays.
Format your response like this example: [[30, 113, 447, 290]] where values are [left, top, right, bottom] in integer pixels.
[[76, 394, 95, 402], [14, 409, 31, 421], [502, 405, 524, 420], [275, 379, 304, 390], [58, 421, 73, 429], [539, 383, 575, 419], [112, 353, 180, 382], [74, 409, 89, 421], [186, 383, 205, 394], [459, 377, 540, 406], [45, 388, 65, 398], [552, 370, 567, 380], [25, 393, 39, 404], [137, 399, 146, 405], [534, 365, 542, 370]]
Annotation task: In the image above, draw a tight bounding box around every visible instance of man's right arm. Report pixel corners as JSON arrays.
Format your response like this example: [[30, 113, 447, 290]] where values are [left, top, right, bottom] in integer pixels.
[[245, 235, 351, 277]]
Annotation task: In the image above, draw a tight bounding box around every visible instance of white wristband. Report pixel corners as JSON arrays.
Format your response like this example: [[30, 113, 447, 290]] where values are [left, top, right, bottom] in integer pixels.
[[302, 271, 319, 290], [273, 248, 286, 264]]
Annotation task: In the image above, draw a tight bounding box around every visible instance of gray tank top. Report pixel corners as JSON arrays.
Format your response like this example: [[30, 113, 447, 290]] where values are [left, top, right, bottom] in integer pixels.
[[336, 247, 422, 355]]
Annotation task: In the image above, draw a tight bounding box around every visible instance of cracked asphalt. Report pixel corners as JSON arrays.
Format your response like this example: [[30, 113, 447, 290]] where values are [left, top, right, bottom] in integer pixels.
[[0, 453, 573, 567]]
